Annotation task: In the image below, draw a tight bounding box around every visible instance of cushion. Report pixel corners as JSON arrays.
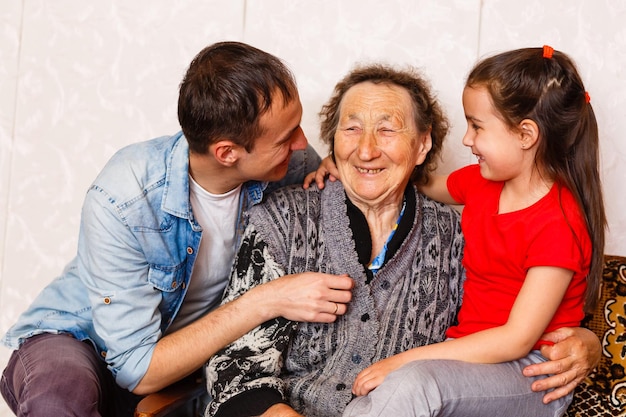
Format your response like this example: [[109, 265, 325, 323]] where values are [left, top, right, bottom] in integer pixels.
[[565, 255, 626, 416]]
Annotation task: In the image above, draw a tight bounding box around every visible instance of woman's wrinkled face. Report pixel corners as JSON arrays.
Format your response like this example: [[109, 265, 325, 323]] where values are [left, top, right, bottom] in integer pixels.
[[333, 82, 431, 209]]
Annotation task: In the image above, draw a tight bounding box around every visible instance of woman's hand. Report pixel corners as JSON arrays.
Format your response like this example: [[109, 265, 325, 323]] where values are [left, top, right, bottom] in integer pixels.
[[303, 156, 340, 190], [523, 327, 600, 403]]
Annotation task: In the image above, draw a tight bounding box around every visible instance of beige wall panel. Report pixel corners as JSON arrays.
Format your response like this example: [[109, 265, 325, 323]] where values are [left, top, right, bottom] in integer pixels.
[[245, 0, 481, 173], [0, 2, 23, 415]]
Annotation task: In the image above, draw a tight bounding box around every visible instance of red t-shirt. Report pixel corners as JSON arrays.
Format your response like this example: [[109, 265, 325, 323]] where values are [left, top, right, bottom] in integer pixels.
[[446, 165, 590, 346]]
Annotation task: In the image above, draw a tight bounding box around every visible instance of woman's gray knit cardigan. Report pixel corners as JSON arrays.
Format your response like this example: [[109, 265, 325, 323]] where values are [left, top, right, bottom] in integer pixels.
[[206, 180, 465, 417]]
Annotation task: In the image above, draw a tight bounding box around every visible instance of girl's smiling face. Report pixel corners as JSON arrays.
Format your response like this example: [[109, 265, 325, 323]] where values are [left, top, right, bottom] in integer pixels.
[[461, 85, 527, 182]]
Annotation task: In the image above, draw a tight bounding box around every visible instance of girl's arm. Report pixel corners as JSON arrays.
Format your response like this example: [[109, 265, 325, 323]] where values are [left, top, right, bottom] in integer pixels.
[[419, 174, 458, 205], [352, 265, 574, 396], [302, 156, 340, 189]]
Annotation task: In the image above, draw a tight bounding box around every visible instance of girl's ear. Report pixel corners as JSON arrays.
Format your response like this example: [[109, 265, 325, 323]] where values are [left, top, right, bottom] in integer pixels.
[[519, 119, 540, 149]]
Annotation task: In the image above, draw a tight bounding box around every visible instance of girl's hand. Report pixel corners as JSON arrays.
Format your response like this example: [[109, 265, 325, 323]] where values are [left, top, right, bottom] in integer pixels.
[[303, 156, 340, 189], [352, 355, 407, 396]]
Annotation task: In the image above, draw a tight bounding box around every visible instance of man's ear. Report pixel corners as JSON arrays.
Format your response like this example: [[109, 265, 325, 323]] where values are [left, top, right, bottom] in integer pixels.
[[211, 140, 242, 167], [519, 119, 540, 150]]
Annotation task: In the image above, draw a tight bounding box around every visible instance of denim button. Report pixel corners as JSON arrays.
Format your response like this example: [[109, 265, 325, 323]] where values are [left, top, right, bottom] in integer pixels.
[[186, 247, 193, 255]]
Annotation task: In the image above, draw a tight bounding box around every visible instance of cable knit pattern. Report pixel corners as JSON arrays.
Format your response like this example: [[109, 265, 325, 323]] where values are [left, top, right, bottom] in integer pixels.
[[205, 180, 465, 417]]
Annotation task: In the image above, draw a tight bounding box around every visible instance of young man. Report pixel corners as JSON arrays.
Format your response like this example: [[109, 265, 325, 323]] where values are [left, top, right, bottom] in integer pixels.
[[0, 41, 354, 417]]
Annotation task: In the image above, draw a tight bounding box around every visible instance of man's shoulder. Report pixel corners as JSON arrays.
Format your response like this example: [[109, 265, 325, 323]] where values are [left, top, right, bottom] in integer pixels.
[[89, 133, 187, 206], [104, 133, 183, 169]]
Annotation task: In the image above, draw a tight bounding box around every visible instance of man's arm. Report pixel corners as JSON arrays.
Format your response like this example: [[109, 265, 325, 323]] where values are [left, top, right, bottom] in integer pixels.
[[135, 268, 352, 394], [523, 327, 600, 403], [81, 175, 350, 395], [138, 146, 333, 393]]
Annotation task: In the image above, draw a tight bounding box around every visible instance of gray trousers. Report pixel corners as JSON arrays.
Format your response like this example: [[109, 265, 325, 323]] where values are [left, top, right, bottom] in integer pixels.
[[343, 351, 572, 417]]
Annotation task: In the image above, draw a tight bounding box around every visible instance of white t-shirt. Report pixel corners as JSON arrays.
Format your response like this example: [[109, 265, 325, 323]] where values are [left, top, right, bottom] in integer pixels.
[[167, 176, 242, 333]]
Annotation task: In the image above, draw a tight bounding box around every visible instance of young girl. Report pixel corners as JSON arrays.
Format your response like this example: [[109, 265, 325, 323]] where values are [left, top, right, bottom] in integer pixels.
[[334, 46, 606, 417]]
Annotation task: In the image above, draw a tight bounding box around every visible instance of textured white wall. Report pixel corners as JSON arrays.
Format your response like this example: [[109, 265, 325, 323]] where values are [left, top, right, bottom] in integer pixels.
[[1, 1, 625, 415]]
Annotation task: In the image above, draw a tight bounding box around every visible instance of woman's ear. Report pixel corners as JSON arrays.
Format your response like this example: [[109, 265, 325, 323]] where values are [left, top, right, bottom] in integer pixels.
[[519, 119, 539, 149], [415, 130, 433, 165]]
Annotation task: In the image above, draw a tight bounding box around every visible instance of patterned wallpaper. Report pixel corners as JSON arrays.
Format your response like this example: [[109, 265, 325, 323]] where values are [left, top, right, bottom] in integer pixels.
[[1, 1, 625, 414]]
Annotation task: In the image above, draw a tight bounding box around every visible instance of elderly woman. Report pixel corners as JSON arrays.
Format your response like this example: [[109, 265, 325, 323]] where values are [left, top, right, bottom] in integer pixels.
[[205, 64, 462, 417], [205, 64, 598, 417]]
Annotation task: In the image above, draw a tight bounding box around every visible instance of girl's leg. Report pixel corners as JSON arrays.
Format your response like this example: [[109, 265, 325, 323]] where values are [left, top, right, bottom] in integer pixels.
[[343, 351, 572, 417]]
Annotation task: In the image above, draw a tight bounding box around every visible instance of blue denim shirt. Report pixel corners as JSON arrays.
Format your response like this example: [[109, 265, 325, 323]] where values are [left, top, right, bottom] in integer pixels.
[[2, 132, 320, 391]]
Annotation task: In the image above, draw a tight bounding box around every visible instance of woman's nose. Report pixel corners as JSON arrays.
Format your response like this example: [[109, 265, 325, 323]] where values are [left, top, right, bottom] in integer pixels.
[[357, 131, 380, 160]]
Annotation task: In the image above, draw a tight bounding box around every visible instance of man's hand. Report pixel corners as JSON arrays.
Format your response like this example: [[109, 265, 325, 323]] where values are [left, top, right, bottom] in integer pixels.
[[255, 272, 354, 323], [260, 403, 304, 417], [523, 327, 600, 403]]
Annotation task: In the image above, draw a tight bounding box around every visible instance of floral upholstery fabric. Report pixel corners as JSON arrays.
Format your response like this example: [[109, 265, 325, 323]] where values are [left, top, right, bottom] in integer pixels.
[[565, 255, 626, 416]]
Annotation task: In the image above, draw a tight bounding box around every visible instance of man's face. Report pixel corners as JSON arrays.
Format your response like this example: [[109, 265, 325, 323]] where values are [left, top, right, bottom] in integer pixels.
[[237, 92, 308, 183]]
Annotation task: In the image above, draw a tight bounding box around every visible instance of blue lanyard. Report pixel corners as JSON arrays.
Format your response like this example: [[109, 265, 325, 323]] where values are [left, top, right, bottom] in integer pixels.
[[368, 199, 406, 274]]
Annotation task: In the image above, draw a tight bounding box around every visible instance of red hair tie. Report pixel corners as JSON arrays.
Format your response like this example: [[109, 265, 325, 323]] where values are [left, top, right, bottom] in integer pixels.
[[543, 45, 554, 59], [585, 91, 591, 103]]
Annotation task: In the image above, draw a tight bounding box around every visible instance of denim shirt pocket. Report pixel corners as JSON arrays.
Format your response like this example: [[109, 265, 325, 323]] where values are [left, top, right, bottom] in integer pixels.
[[147, 262, 188, 332]]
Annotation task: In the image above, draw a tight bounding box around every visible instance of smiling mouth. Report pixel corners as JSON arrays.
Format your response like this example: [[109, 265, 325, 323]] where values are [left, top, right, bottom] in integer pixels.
[[356, 167, 383, 174]]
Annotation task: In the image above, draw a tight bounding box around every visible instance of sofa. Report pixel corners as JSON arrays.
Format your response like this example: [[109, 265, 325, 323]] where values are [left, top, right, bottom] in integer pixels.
[[565, 255, 626, 416]]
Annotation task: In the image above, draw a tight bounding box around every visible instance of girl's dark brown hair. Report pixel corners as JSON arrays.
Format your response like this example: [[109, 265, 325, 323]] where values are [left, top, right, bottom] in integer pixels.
[[318, 64, 449, 185], [466, 47, 606, 312]]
